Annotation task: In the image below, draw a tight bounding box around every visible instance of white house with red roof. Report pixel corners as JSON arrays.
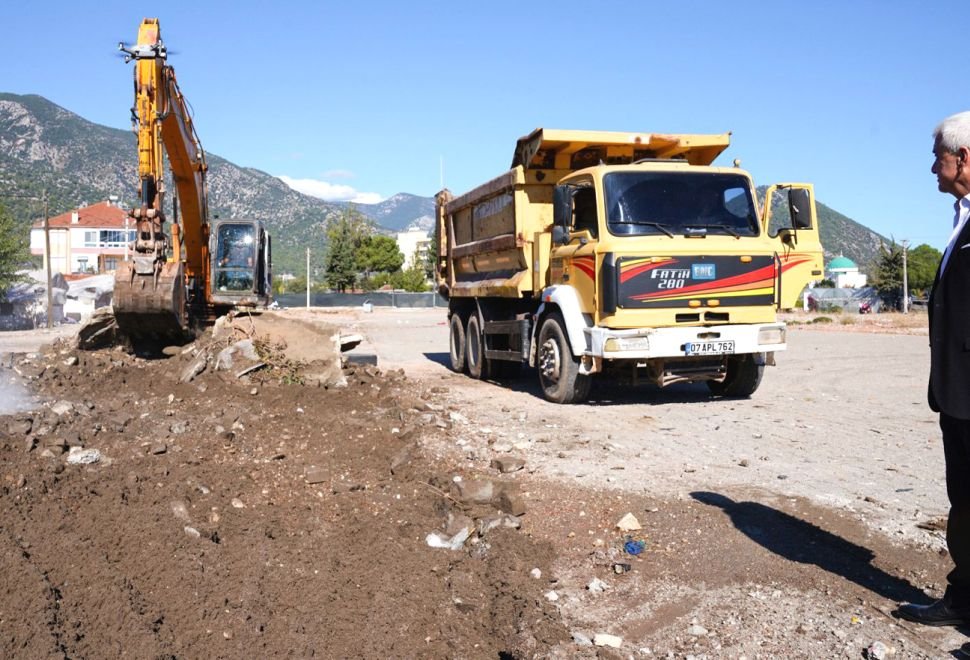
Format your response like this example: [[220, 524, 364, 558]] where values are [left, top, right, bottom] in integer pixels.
[[30, 200, 135, 275]]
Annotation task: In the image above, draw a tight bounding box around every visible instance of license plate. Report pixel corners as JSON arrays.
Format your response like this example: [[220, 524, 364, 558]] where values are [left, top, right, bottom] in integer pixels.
[[684, 340, 735, 356]]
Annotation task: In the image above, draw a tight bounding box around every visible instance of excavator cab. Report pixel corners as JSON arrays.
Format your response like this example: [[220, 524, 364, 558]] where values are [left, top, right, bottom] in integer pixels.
[[209, 219, 272, 308]]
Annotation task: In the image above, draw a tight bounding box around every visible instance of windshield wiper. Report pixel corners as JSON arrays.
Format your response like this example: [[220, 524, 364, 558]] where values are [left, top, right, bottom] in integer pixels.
[[627, 221, 674, 237], [689, 224, 741, 238]]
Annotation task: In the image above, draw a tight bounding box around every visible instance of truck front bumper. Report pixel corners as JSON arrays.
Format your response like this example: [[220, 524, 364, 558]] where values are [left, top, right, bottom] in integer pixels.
[[586, 323, 786, 360]]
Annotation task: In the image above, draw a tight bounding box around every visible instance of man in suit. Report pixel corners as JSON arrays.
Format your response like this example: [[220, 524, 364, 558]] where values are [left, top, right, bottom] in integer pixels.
[[897, 110, 970, 626]]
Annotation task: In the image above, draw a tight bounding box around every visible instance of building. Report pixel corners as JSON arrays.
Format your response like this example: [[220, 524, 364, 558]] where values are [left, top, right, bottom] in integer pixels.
[[396, 229, 431, 270], [826, 255, 867, 288], [30, 200, 134, 275]]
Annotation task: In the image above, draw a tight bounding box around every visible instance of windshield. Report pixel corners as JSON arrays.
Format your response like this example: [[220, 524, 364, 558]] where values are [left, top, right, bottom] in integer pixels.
[[214, 223, 255, 292], [604, 172, 759, 237]]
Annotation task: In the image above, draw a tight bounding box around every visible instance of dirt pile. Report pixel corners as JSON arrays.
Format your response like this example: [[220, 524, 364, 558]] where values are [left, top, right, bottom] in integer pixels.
[[0, 335, 566, 658]]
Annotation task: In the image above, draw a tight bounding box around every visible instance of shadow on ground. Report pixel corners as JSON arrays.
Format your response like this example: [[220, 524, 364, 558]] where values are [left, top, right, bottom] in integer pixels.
[[691, 490, 927, 605]]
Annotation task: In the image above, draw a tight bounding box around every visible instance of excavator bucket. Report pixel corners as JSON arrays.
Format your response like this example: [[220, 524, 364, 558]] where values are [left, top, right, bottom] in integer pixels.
[[113, 260, 188, 340]]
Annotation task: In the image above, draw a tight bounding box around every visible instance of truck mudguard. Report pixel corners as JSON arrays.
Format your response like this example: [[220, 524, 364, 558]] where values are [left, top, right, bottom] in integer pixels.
[[535, 285, 591, 357]]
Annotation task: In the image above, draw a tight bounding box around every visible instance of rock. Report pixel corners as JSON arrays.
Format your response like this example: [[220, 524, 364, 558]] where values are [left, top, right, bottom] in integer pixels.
[[490, 456, 525, 473], [161, 346, 182, 357], [498, 490, 527, 516], [587, 577, 609, 593], [180, 356, 208, 383], [490, 442, 514, 453], [530, 568, 542, 579], [184, 526, 201, 539], [613, 563, 632, 574], [477, 514, 522, 536], [389, 446, 412, 474], [50, 400, 74, 416], [615, 512, 642, 531], [572, 632, 592, 647], [169, 420, 189, 435], [866, 641, 888, 660], [452, 479, 496, 504], [426, 527, 471, 551], [150, 442, 168, 455], [9, 418, 32, 436], [687, 624, 708, 636], [39, 448, 57, 459], [62, 430, 84, 448], [77, 308, 120, 350], [15, 475, 26, 489], [110, 412, 134, 432], [63, 356, 79, 366], [304, 466, 328, 484], [171, 500, 191, 522], [544, 590, 559, 602], [739, 459, 750, 467], [231, 498, 245, 509], [65, 447, 101, 464], [593, 633, 622, 648], [445, 512, 475, 537]]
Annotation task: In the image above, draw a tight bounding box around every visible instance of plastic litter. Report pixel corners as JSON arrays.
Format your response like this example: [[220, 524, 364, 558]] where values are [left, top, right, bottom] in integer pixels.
[[623, 536, 645, 555]]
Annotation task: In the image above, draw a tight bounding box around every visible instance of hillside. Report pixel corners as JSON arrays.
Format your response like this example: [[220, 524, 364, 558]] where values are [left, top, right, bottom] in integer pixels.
[[1, 92, 889, 276]]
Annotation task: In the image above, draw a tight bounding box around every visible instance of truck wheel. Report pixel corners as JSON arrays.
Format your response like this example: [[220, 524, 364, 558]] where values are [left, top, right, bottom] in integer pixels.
[[466, 314, 490, 380], [537, 312, 590, 404], [449, 314, 466, 373], [707, 354, 764, 397]]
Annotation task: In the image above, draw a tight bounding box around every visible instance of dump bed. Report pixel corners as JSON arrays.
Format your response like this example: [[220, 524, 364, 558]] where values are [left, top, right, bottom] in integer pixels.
[[435, 129, 732, 299]]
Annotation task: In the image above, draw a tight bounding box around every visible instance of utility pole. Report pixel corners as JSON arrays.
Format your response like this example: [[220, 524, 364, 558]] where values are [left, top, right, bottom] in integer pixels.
[[306, 247, 310, 308], [900, 240, 910, 314], [43, 193, 53, 328]]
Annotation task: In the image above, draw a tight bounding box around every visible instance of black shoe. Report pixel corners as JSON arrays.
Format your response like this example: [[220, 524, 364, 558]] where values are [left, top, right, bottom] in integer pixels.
[[895, 598, 970, 626]]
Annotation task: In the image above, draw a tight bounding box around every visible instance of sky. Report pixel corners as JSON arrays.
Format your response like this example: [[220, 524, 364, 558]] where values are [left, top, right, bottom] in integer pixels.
[[0, 0, 964, 250]]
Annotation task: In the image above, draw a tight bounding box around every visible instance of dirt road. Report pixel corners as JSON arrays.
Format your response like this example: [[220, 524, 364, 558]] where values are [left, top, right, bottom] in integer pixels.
[[2, 308, 965, 658]]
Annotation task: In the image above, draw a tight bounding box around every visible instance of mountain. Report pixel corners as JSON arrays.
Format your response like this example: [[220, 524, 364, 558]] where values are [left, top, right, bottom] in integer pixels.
[[0, 93, 427, 275], [351, 193, 435, 233], [1, 92, 892, 277]]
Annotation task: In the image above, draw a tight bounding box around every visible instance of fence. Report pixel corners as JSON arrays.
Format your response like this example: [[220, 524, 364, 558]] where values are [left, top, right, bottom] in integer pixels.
[[275, 291, 448, 309]]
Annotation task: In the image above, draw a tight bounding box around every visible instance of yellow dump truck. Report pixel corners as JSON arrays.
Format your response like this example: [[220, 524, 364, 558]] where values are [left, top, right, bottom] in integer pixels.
[[435, 128, 823, 403]]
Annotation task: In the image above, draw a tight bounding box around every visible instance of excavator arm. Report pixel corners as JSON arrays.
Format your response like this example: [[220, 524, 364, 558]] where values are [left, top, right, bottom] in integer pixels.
[[114, 19, 210, 337]]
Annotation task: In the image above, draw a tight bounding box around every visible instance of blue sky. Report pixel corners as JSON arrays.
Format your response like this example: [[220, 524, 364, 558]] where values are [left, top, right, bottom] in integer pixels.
[[0, 1, 963, 250]]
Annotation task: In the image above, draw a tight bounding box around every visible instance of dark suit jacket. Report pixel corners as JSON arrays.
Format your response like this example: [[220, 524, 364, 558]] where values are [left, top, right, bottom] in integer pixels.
[[929, 215, 970, 419]]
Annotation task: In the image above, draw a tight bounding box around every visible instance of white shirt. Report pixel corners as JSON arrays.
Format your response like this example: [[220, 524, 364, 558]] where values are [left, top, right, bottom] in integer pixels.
[[940, 193, 970, 276]]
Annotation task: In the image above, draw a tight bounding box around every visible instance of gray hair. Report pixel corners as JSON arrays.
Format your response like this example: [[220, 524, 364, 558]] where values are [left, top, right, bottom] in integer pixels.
[[934, 111, 970, 153]]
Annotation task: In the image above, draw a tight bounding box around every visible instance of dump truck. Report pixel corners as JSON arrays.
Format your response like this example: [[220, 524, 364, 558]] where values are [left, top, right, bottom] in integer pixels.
[[435, 128, 824, 403]]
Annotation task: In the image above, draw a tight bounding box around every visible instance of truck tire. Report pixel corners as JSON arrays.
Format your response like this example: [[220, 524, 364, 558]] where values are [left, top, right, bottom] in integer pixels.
[[449, 314, 466, 373], [537, 312, 590, 404], [707, 354, 764, 397], [466, 314, 490, 380]]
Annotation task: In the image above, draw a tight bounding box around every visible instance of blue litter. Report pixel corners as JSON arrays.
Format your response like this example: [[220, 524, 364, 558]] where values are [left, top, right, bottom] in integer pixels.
[[624, 538, 645, 555]]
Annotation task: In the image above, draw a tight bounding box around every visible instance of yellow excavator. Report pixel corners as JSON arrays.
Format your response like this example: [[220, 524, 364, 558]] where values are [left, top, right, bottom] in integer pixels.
[[113, 18, 271, 338]]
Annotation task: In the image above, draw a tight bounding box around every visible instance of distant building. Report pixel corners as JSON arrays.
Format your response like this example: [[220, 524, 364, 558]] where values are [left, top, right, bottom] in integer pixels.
[[396, 229, 431, 270], [30, 200, 134, 275], [826, 255, 867, 288]]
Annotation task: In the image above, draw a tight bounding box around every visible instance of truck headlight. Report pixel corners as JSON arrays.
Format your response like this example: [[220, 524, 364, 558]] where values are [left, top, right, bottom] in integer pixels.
[[604, 336, 650, 352], [758, 326, 785, 345]]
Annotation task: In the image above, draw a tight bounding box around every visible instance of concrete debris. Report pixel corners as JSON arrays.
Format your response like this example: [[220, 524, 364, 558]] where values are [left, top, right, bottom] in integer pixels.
[[586, 577, 609, 593], [50, 400, 74, 416], [426, 527, 471, 551], [304, 466, 328, 484], [865, 641, 889, 660], [180, 356, 208, 383], [490, 456, 525, 473], [615, 512, 642, 531], [593, 633, 622, 648], [544, 590, 559, 602], [65, 447, 102, 465]]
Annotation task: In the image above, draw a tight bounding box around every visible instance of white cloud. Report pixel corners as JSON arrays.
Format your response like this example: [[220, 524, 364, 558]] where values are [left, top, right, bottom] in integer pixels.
[[277, 175, 384, 204]]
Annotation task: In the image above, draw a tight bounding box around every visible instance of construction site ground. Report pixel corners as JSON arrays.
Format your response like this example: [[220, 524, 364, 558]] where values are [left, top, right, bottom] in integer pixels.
[[0, 306, 965, 658]]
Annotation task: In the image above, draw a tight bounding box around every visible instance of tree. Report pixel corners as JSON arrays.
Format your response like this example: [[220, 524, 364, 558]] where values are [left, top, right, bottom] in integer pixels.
[[357, 235, 404, 277], [870, 241, 905, 309], [323, 207, 368, 292], [907, 243, 942, 294], [0, 203, 31, 299], [424, 231, 438, 282]]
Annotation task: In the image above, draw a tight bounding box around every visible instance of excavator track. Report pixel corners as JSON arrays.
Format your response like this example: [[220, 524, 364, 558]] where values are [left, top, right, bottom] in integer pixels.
[[113, 261, 187, 340]]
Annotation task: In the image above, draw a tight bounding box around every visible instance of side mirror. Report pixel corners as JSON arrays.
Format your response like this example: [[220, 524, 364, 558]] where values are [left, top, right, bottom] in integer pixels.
[[552, 225, 570, 245], [788, 188, 812, 229]]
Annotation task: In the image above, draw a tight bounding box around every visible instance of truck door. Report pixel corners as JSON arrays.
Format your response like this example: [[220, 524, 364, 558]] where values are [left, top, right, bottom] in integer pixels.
[[551, 181, 598, 314], [763, 183, 825, 309]]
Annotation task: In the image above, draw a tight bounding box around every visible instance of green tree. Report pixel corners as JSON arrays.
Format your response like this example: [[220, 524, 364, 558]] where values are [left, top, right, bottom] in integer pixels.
[[0, 203, 31, 299], [871, 241, 905, 308], [424, 231, 438, 282], [357, 235, 404, 277], [907, 243, 942, 294], [391, 264, 430, 292], [323, 207, 368, 292]]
